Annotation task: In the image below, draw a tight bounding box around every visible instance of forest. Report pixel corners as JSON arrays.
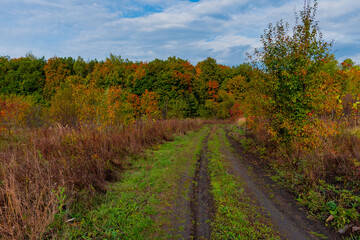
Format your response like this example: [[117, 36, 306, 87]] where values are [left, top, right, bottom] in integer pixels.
[[1, 2, 360, 239], [0, 54, 245, 126]]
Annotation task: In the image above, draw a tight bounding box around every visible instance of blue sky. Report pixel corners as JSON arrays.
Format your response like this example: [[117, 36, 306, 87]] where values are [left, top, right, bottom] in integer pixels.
[[1, 0, 359, 66]]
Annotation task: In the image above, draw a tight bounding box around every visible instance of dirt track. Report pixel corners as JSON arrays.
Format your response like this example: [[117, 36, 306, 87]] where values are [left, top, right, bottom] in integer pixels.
[[190, 133, 213, 239], [222, 128, 341, 240], [166, 125, 341, 239]]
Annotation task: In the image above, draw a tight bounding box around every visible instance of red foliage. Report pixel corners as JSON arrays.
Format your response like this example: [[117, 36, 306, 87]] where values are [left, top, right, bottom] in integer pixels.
[[140, 90, 160, 119], [127, 93, 141, 117], [208, 80, 219, 100], [229, 102, 244, 120], [173, 70, 193, 92], [0, 97, 30, 133]]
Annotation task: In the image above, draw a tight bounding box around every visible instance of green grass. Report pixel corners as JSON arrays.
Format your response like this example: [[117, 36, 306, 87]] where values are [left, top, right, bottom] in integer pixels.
[[309, 231, 327, 239], [56, 126, 209, 239], [207, 127, 280, 240]]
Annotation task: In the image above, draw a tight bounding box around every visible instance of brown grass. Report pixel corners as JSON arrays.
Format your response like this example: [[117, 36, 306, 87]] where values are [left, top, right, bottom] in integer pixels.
[[0, 119, 203, 239], [286, 132, 360, 186]]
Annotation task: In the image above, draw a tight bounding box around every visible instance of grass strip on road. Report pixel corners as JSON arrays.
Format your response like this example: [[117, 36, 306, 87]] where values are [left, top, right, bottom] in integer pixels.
[[207, 126, 281, 240]]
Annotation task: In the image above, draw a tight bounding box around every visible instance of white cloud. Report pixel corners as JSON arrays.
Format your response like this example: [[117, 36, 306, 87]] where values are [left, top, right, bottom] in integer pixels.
[[318, 0, 360, 18], [0, 0, 359, 65], [192, 35, 260, 52], [317, 0, 360, 44]]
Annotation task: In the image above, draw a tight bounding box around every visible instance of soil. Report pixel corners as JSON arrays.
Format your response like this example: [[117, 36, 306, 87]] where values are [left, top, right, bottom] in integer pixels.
[[224, 128, 342, 240], [190, 133, 213, 239], [166, 132, 213, 240]]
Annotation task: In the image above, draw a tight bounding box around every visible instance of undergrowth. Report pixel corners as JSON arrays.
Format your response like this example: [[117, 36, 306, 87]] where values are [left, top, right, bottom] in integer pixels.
[[0, 119, 203, 239]]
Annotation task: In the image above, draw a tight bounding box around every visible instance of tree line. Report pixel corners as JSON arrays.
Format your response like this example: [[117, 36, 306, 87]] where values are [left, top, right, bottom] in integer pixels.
[[0, 54, 256, 129]]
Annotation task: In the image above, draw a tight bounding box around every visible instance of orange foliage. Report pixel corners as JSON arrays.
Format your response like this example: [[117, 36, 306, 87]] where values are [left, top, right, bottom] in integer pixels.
[[140, 90, 160, 119], [127, 93, 141, 117], [180, 61, 195, 72], [43, 57, 71, 99], [226, 75, 247, 100], [316, 70, 342, 115], [133, 63, 147, 82], [91, 61, 112, 80], [0, 97, 30, 134], [173, 70, 192, 92], [208, 80, 219, 100], [218, 64, 230, 70], [195, 67, 202, 77], [101, 86, 135, 126]]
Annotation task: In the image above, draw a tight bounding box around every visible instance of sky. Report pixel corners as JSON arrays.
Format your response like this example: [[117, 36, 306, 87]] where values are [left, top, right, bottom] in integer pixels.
[[0, 0, 359, 66]]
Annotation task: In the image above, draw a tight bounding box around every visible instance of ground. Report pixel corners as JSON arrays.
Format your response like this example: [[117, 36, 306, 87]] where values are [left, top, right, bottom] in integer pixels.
[[60, 124, 344, 239]]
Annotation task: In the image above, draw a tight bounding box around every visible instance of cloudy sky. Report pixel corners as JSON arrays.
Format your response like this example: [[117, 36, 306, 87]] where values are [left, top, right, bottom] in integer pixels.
[[1, 0, 359, 65]]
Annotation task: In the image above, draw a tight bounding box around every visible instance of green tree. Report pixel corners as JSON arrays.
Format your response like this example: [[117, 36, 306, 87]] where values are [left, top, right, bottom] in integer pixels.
[[73, 56, 88, 78], [253, 0, 334, 145], [0, 55, 46, 99]]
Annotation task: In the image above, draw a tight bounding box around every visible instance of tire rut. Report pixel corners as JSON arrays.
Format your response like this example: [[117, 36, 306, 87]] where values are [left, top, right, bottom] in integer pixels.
[[190, 132, 213, 239]]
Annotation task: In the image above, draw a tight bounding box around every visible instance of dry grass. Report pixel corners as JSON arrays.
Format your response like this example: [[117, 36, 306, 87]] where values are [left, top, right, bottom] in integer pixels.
[[247, 116, 360, 185], [290, 132, 360, 185], [0, 119, 203, 239], [236, 117, 247, 127]]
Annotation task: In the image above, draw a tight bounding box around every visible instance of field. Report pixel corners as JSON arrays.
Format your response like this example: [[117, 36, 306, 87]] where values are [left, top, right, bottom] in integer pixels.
[[1, 2, 360, 239]]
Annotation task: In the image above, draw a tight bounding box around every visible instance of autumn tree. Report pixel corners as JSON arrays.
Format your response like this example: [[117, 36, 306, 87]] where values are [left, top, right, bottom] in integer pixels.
[[0, 96, 31, 134], [86, 55, 128, 89], [161, 57, 197, 118], [252, 0, 337, 147], [99, 86, 135, 127], [140, 90, 161, 119], [43, 57, 74, 99]]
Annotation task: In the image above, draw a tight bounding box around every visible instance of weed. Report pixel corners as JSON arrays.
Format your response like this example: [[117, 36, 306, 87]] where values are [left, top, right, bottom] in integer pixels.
[[240, 138, 253, 152], [310, 231, 327, 239]]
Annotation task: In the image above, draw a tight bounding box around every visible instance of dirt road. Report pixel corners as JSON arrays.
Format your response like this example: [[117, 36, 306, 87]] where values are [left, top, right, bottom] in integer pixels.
[[168, 125, 340, 239], [222, 126, 340, 240]]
